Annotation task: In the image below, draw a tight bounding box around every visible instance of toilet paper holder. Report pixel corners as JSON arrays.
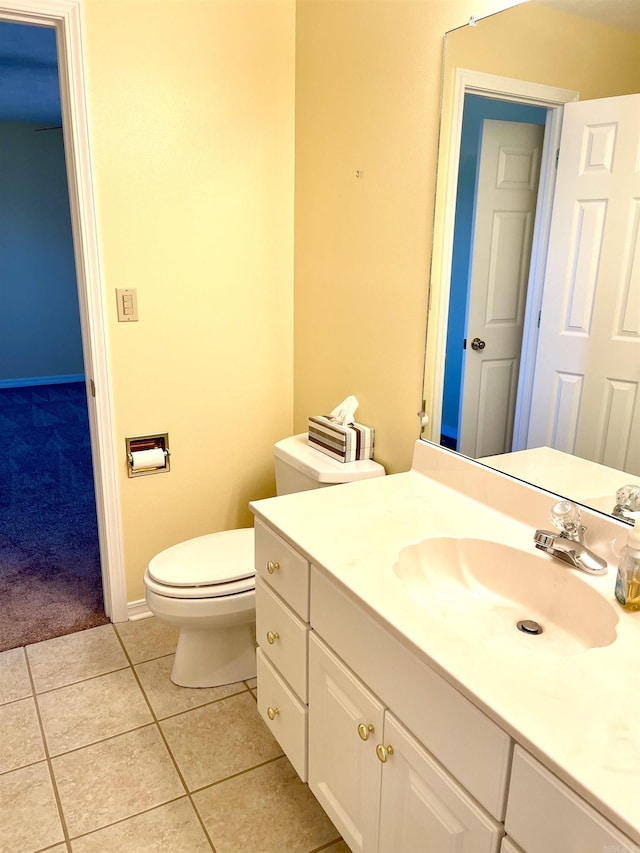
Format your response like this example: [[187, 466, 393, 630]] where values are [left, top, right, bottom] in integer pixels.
[[126, 433, 171, 477]]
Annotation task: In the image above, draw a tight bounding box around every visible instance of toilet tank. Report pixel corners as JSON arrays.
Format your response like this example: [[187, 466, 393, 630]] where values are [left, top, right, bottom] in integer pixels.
[[273, 433, 385, 496]]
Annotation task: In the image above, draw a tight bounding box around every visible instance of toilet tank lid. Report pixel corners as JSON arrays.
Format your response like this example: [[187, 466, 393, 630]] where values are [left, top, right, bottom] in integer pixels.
[[273, 434, 385, 483]]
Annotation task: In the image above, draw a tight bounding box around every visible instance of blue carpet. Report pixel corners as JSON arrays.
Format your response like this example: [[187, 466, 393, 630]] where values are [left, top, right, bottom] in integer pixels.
[[0, 382, 109, 651]]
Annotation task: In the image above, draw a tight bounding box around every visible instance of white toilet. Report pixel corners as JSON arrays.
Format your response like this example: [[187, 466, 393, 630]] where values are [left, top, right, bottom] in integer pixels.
[[143, 433, 385, 688]]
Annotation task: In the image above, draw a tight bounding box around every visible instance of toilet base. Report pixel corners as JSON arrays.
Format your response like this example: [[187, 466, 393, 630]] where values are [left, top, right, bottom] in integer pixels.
[[171, 621, 257, 688]]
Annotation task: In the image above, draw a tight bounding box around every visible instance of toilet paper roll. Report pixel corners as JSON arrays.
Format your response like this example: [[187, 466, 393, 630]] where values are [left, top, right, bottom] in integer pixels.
[[130, 448, 166, 471]]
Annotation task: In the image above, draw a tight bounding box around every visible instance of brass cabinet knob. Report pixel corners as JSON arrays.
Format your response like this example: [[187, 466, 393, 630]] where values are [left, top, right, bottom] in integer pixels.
[[266, 631, 280, 645], [376, 743, 394, 763], [267, 706, 279, 721], [267, 560, 280, 574], [357, 723, 375, 741]]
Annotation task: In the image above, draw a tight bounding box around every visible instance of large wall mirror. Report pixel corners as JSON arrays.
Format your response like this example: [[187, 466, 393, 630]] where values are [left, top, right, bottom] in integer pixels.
[[422, 0, 640, 519]]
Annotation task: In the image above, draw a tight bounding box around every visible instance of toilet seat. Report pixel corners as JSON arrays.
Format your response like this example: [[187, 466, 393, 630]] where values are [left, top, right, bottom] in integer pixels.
[[147, 528, 255, 599]]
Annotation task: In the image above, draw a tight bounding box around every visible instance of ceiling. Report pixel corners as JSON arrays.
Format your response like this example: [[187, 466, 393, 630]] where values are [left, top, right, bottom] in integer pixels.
[[0, 3, 638, 126], [0, 21, 61, 125], [536, 0, 640, 31]]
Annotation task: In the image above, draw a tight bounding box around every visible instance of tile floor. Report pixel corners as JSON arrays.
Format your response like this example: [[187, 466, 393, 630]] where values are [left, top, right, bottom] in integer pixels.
[[0, 617, 347, 853]]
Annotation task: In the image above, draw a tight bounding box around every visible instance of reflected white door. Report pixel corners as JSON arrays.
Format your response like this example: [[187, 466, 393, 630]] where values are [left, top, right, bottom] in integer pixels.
[[527, 94, 640, 476], [459, 119, 544, 458]]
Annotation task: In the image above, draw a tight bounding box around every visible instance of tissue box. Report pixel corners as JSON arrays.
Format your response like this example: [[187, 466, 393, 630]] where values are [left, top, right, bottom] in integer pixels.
[[308, 416, 375, 463]]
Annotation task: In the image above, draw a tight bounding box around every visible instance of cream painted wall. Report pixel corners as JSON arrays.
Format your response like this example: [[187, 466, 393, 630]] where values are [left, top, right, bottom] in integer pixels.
[[77, 0, 516, 604], [292, 0, 521, 475], [446, 2, 640, 101], [423, 1, 640, 436], [82, 0, 296, 602]]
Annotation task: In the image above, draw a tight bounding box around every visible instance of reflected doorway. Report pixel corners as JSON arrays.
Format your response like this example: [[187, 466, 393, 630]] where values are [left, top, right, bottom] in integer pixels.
[[441, 94, 547, 455]]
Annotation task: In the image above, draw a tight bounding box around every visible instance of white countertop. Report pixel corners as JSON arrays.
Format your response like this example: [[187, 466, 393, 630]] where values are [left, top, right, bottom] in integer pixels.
[[480, 446, 640, 516], [251, 441, 640, 844]]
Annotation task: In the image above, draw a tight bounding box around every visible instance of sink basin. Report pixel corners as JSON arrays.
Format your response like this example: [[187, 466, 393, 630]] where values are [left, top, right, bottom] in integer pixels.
[[393, 538, 618, 655]]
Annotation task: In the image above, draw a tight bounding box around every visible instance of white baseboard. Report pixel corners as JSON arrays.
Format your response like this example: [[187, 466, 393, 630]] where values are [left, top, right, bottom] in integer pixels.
[[0, 374, 85, 389], [126, 599, 153, 621]]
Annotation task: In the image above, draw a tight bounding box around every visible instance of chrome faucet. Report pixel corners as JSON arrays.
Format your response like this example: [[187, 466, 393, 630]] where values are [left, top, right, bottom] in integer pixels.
[[534, 500, 607, 575], [611, 484, 640, 523]]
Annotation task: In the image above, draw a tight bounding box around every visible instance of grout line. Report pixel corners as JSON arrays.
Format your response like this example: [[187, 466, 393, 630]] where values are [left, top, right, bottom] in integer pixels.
[[25, 624, 129, 696], [112, 624, 182, 668], [36, 721, 160, 761], [309, 838, 345, 853], [120, 632, 215, 847], [66, 795, 204, 845], [6, 623, 311, 851], [0, 692, 38, 710], [187, 752, 286, 797], [24, 647, 73, 850], [28, 663, 131, 698], [119, 635, 278, 851], [188, 754, 290, 853], [0, 756, 50, 780], [185, 791, 219, 852], [151, 684, 250, 723], [126, 659, 218, 851], [35, 625, 215, 850]]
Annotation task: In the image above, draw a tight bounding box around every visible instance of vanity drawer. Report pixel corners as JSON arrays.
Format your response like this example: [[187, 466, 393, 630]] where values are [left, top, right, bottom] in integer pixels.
[[256, 577, 309, 702], [255, 519, 310, 620], [505, 746, 636, 853], [257, 648, 308, 782], [311, 565, 512, 821]]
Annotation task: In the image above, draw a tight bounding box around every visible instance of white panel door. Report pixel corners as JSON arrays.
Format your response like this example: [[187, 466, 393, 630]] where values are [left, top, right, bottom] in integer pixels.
[[378, 712, 502, 853], [527, 94, 640, 475], [460, 119, 544, 458], [308, 634, 384, 853]]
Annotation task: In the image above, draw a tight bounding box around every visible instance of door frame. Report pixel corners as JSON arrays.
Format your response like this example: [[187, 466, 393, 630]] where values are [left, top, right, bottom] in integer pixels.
[[0, 0, 127, 621], [427, 68, 579, 453]]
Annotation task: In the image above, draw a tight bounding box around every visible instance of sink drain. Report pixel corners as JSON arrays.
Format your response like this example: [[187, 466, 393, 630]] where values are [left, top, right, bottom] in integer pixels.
[[516, 619, 544, 635]]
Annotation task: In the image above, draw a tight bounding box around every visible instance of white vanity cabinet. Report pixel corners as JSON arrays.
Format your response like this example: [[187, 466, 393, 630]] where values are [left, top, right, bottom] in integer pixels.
[[308, 633, 384, 853], [308, 633, 503, 853], [500, 837, 525, 853], [254, 519, 311, 781], [310, 566, 512, 822], [504, 747, 637, 853], [252, 516, 639, 853]]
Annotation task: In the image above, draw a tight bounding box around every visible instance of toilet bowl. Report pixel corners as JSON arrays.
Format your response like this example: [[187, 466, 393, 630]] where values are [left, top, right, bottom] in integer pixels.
[[144, 528, 256, 688], [144, 433, 385, 688]]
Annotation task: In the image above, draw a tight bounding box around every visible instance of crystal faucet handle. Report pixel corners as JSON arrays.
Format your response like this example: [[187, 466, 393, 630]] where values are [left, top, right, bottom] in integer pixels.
[[615, 484, 640, 511], [551, 500, 582, 537]]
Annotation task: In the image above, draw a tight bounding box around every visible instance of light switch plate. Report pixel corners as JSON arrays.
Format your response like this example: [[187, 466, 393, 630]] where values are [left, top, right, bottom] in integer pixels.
[[116, 288, 138, 322]]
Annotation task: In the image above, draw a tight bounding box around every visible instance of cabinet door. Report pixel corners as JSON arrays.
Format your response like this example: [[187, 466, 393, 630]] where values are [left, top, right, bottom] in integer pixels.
[[308, 633, 384, 853], [505, 746, 637, 853], [378, 712, 503, 853], [500, 837, 525, 853]]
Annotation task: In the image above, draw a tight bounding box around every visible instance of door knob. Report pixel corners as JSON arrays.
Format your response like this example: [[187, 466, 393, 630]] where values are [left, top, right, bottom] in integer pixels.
[[470, 337, 486, 351]]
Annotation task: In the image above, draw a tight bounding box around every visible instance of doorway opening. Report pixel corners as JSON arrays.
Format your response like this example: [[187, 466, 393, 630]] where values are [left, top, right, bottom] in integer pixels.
[[0, 0, 127, 638], [0, 21, 108, 649], [441, 94, 548, 455]]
